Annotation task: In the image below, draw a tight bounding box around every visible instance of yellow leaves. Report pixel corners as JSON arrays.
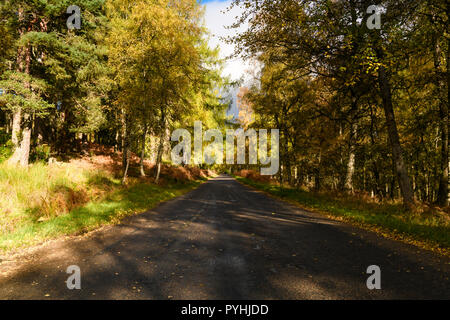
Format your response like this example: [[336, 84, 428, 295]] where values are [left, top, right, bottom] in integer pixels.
[[106, 0, 217, 125]]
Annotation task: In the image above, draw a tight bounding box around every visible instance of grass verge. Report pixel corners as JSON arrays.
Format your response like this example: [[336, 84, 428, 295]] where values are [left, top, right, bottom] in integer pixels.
[[0, 161, 205, 255], [235, 176, 450, 256]]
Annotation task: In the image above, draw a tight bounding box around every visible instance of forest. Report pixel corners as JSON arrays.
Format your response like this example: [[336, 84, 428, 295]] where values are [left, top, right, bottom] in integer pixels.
[[231, 0, 449, 209], [0, 0, 229, 181]]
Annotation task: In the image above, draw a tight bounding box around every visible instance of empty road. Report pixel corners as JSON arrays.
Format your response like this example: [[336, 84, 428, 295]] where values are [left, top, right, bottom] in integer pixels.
[[0, 175, 449, 299]]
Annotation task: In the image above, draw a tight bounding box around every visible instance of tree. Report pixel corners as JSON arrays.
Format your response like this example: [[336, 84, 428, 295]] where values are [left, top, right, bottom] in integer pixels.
[[107, 0, 226, 182], [0, 0, 108, 165], [229, 0, 431, 207]]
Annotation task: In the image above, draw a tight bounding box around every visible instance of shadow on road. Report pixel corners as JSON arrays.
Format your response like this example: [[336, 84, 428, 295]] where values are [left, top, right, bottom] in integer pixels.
[[0, 176, 449, 299]]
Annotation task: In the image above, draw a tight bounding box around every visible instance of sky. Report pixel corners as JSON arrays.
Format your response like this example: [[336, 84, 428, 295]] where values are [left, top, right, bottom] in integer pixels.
[[201, 0, 249, 82]]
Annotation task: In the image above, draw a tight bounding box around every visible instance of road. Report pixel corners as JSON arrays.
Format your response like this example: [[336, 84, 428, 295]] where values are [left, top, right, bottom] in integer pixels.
[[0, 175, 449, 299]]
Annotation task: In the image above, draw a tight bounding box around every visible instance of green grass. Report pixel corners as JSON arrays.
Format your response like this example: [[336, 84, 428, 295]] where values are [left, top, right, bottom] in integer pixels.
[[0, 161, 204, 254], [235, 176, 450, 254]]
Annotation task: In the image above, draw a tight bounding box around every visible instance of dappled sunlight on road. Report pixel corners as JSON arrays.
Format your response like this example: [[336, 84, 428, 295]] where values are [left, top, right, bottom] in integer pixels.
[[0, 175, 449, 300]]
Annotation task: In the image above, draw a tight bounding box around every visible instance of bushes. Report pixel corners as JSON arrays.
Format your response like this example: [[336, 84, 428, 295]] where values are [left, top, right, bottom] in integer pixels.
[[161, 165, 212, 182], [0, 128, 12, 163], [30, 144, 51, 163], [0, 138, 215, 253], [0, 141, 12, 163], [32, 185, 89, 220], [0, 161, 117, 234], [0, 155, 211, 253], [236, 169, 271, 183]]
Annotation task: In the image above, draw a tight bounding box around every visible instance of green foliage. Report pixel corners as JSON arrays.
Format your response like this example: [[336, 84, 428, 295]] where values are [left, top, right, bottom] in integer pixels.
[[0, 71, 54, 115], [30, 144, 51, 162], [0, 129, 13, 163]]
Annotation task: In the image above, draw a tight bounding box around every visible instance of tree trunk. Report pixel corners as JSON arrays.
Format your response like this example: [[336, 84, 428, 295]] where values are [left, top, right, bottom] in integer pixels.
[[140, 124, 148, 177], [114, 129, 119, 153], [346, 151, 355, 192], [314, 151, 321, 191], [155, 111, 166, 184], [121, 109, 128, 170], [19, 114, 31, 166], [8, 109, 22, 166], [378, 66, 414, 207], [122, 149, 130, 185], [283, 129, 292, 186], [346, 122, 357, 193], [345, 90, 359, 193], [10, 109, 21, 147], [436, 36, 449, 206], [8, 111, 32, 167], [121, 108, 131, 185], [155, 129, 165, 184]]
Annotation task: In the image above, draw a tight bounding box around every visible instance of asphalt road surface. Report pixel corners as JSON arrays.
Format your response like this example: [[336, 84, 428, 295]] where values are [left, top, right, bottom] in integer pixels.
[[0, 175, 449, 299]]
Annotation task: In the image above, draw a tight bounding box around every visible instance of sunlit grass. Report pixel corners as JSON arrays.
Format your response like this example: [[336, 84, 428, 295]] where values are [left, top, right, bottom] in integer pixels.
[[0, 162, 203, 254]]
